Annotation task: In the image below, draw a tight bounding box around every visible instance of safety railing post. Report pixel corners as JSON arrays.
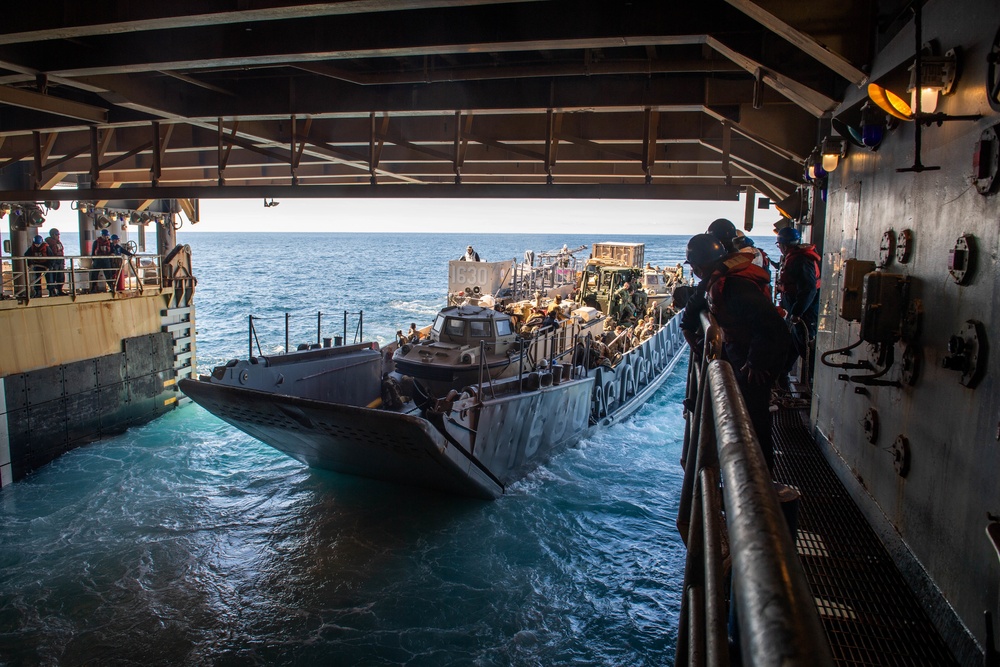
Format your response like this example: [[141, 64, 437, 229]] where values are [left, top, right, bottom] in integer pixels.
[[317, 311, 322, 345], [284, 312, 290, 353]]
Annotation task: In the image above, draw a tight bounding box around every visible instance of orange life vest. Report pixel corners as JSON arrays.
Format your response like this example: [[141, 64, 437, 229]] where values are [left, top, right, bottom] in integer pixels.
[[706, 252, 773, 308], [93, 236, 113, 256], [777, 244, 821, 293]]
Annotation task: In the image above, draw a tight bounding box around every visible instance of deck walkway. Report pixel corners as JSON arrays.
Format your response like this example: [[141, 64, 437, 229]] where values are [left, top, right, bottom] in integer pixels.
[[772, 404, 958, 666]]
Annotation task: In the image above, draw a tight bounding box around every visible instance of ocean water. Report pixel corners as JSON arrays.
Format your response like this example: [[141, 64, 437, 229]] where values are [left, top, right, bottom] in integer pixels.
[[1, 233, 704, 666]]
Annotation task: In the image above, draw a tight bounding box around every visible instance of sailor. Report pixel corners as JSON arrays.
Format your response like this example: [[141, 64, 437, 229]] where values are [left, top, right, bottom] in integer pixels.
[[557, 244, 572, 267], [45, 228, 66, 296], [613, 281, 637, 322], [775, 227, 820, 338], [24, 234, 52, 298], [706, 218, 739, 252], [109, 234, 134, 257], [90, 229, 114, 292], [460, 245, 481, 262], [684, 233, 791, 473], [734, 231, 773, 284], [406, 323, 420, 342]]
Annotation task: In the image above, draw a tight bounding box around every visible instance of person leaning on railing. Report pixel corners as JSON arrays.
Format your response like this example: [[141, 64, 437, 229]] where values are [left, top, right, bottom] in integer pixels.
[[24, 235, 52, 298], [682, 233, 792, 473], [45, 228, 66, 296], [90, 229, 114, 293]]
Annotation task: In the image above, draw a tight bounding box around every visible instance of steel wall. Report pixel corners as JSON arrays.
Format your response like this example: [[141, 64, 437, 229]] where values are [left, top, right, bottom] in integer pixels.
[[815, 0, 1000, 660]]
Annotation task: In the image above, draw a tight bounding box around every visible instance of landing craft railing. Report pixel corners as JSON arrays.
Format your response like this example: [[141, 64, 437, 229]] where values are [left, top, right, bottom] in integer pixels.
[[675, 310, 833, 667], [3, 253, 162, 303], [247, 310, 365, 357]]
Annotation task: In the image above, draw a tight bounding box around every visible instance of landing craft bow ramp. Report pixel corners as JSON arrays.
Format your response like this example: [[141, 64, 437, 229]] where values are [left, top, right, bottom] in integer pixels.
[[0, 0, 882, 206]]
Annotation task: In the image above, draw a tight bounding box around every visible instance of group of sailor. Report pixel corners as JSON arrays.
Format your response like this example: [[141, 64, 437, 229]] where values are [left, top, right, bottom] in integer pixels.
[[22, 228, 68, 298], [89, 229, 135, 294], [679, 218, 821, 474], [16, 228, 138, 298]]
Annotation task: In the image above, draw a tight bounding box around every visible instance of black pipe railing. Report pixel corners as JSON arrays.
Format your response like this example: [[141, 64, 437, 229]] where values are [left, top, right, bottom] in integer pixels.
[[675, 310, 833, 667], [247, 310, 364, 357], [4, 252, 162, 303]]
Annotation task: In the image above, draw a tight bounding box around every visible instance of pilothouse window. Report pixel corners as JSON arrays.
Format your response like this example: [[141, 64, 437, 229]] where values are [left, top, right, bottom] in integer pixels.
[[495, 319, 512, 336], [469, 320, 491, 337], [432, 314, 446, 333], [445, 318, 466, 337]]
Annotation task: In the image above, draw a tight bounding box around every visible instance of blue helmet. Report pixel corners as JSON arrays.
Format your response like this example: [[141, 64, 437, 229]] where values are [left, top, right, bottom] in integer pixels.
[[776, 227, 801, 245], [33, 235, 43, 244], [110, 234, 120, 241], [101, 229, 110, 236]]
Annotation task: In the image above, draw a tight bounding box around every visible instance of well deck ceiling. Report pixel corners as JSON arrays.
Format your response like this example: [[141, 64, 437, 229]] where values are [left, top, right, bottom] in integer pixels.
[[0, 1, 889, 203]]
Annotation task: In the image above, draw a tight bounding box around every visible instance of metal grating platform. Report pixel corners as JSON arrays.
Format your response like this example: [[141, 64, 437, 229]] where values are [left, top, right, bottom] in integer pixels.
[[771, 406, 958, 666]]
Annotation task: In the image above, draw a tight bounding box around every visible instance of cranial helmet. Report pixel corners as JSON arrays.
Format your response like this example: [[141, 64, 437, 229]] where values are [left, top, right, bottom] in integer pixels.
[[707, 218, 738, 242], [101, 229, 110, 236], [685, 233, 727, 269], [776, 227, 802, 245], [33, 235, 43, 243], [111, 234, 120, 241]]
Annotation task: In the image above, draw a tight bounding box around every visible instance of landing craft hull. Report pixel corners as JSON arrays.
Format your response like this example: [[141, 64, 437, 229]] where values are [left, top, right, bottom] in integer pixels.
[[181, 374, 594, 499], [180, 314, 687, 498]]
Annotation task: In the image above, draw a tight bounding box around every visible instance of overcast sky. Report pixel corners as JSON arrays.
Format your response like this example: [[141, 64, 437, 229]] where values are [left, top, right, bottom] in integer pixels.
[[42, 194, 781, 236]]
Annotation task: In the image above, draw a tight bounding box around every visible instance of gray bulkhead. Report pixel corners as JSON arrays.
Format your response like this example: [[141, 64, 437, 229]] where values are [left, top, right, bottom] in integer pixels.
[[816, 0, 1000, 660]]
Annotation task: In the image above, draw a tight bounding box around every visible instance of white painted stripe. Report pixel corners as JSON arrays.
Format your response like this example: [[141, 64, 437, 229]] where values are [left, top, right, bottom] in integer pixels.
[[0, 377, 10, 487]]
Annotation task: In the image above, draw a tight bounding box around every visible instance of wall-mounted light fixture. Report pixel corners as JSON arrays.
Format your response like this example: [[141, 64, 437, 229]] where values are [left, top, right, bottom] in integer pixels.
[[909, 50, 957, 114], [775, 190, 804, 221], [25, 205, 46, 226], [860, 102, 886, 149], [865, 3, 981, 172], [821, 136, 847, 172], [805, 148, 826, 182]]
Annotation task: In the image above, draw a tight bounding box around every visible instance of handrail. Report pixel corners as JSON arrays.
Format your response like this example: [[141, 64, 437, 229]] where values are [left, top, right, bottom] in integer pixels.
[[2, 253, 162, 303], [247, 309, 364, 356], [675, 309, 833, 667]]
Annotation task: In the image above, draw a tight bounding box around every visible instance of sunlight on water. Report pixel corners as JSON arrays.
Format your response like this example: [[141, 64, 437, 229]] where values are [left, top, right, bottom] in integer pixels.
[[1, 233, 696, 665]]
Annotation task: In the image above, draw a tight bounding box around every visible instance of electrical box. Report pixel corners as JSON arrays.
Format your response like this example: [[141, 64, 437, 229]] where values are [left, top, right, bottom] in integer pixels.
[[839, 259, 877, 321], [859, 272, 908, 344]]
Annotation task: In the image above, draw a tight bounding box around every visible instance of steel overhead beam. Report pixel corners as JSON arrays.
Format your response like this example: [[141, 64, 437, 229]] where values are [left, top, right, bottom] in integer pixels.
[[0, 183, 740, 202], [723, 0, 868, 87], [0, 1, 542, 46], [295, 58, 744, 86], [705, 36, 837, 117], [0, 85, 108, 123], [46, 36, 705, 78]]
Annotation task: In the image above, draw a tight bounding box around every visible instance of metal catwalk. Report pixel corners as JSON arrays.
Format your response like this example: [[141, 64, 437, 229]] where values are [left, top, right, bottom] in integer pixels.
[[772, 406, 957, 666]]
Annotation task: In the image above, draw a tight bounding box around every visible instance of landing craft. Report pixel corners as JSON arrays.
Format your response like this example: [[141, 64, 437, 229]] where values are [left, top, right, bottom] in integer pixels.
[[180, 242, 688, 498]]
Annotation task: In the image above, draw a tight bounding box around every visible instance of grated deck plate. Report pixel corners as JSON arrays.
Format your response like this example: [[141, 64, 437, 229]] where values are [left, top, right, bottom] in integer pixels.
[[772, 407, 958, 666]]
